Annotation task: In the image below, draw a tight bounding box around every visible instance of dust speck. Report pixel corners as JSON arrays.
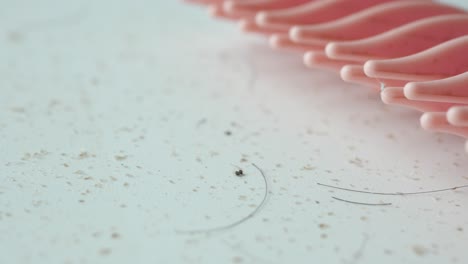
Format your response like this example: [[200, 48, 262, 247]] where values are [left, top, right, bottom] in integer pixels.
[[412, 245, 428, 256], [99, 248, 111, 256], [232, 256, 243, 263], [10, 107, 25, 113], [74, 170, 86, 175], [6, 31, 24, 43], [114, 155, 127, 161], [21, 150, 49, 161], [76, 151, 94, 159], [90, 77, 100, 86], [348, 157, 365, 168], [302, 165, 316, 171], [319, 223, 329, 230]]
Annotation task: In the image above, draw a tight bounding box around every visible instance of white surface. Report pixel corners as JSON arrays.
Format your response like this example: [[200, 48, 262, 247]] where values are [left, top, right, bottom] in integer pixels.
[[440, 0, 468, 9], [1, 1, 468, 264]]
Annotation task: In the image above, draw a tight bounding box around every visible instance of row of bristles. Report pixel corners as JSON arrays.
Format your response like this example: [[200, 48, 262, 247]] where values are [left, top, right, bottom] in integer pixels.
[[185, 0, 468, 152]]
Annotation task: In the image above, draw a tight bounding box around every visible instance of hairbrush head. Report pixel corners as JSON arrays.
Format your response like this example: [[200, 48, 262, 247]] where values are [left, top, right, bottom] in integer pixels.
[[326, 14, 468, 63], [290, 1, 463, 46], [364, 36, 468, 82], [340, 65, 407, 88], [221, 0, 310, 20], [420, 111, 468, 138], [404, 72, 468, 104], [448, 106, 468, 127], [255, 0, 393, 34]]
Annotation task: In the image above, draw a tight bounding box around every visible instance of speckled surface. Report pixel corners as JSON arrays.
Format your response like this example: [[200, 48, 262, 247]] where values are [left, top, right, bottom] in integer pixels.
[[1, 1, 468, 264]]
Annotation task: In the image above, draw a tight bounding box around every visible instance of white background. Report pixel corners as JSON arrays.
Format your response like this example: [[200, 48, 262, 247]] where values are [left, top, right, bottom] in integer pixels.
[[1, 1, 468, 263]]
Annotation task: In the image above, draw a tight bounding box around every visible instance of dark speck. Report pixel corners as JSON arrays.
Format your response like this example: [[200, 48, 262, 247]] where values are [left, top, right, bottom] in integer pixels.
[[235, 169, 244, 177], [319, 223, 329, 230]]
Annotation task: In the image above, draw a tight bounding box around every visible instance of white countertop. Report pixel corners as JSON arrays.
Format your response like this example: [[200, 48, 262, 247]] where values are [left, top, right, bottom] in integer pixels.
[[1, 1, 468, 263]]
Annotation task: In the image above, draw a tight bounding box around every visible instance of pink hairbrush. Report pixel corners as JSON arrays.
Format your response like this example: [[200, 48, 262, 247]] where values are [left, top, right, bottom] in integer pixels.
[[327, 14, 468, 63], [402, 67, 468, 139], [184, 0, 222, 5], [291, 1, 462, 44], [405, 71, 468, 105], [334, 14, 468, 88], [184, 0, 468, 152], [381, 71, 468, 114], [368, 36, 468, 111], [366, 35, 468, 148], [420, 109, 468, 138], [365, 36, 468, 82], [295, 1, 464, 71], [252, 0, 393, 34], [223, 0, 310, 18], [268, 0, 444, 51], [210, 0, 311, 20]]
